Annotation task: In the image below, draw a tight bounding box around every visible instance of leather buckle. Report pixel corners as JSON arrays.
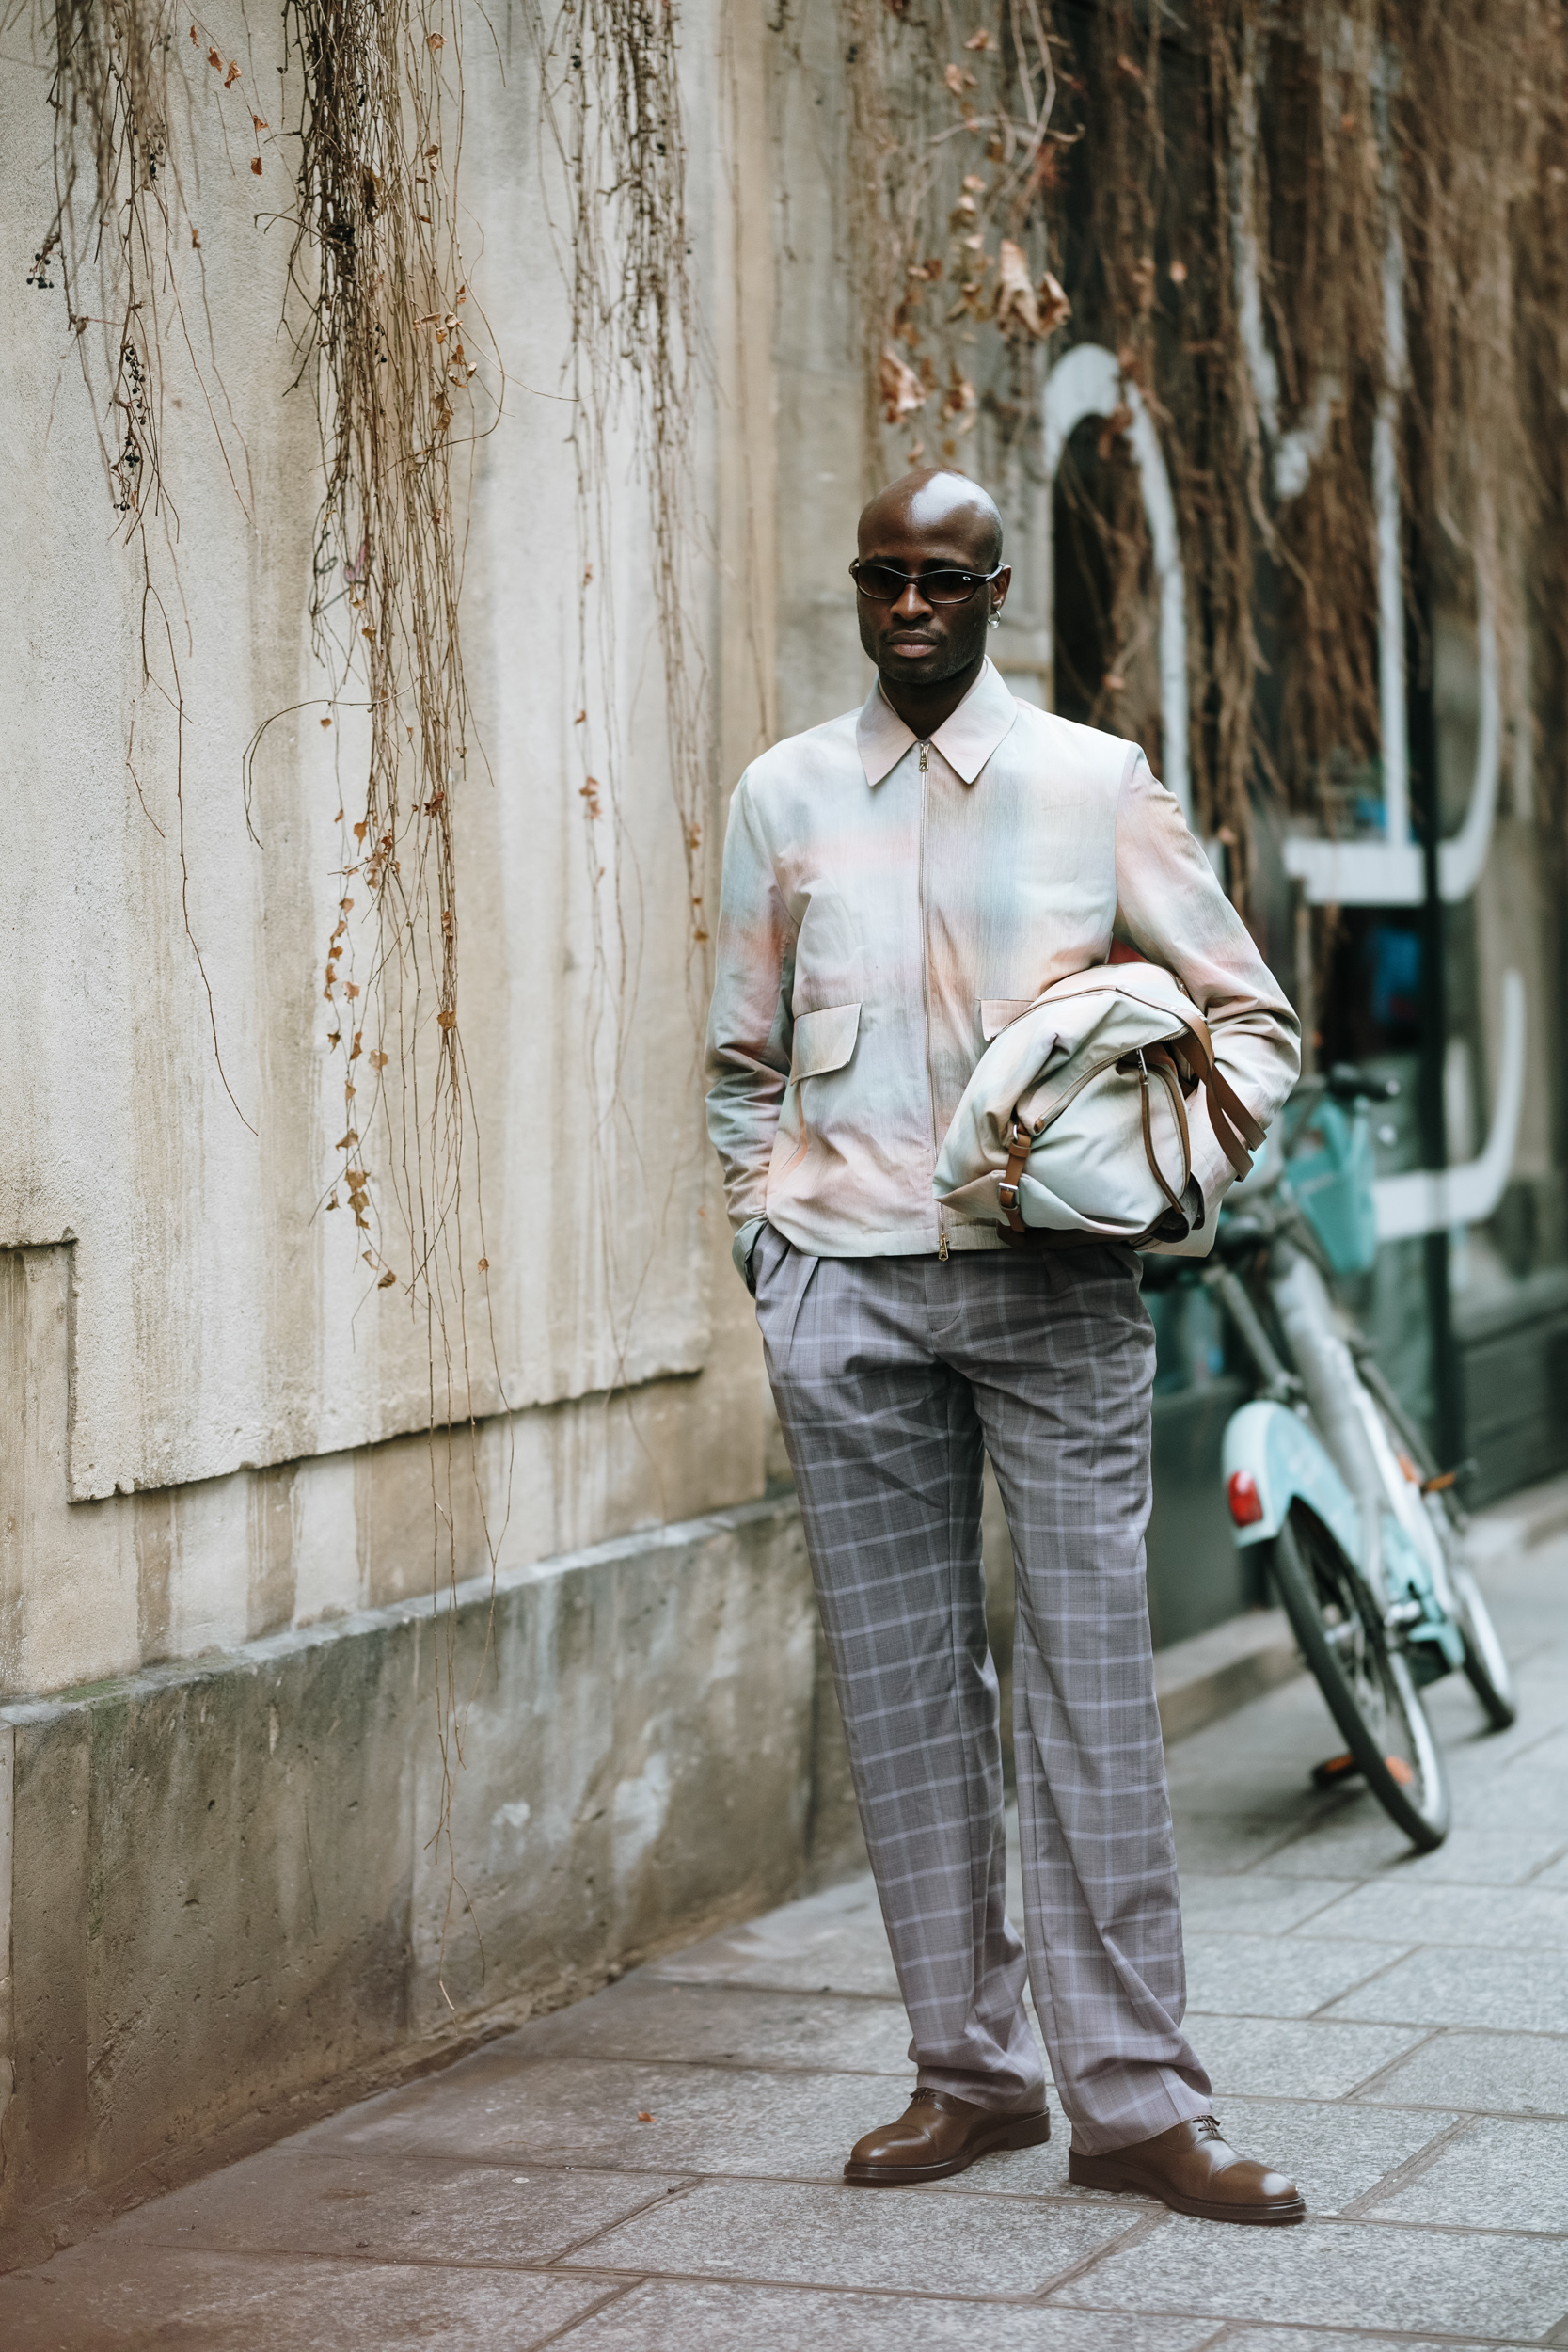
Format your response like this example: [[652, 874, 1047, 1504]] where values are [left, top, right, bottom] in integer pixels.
[[998, 1180, 1019, 1211]]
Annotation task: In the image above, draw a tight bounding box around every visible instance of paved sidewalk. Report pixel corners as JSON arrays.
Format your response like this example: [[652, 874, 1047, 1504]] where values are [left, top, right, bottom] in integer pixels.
[[6, 1490, 1568, 2349]]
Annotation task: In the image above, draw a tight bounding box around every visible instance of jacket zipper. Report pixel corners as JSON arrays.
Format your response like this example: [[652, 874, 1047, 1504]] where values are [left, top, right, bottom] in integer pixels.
[[917, 741, 949, 1260]]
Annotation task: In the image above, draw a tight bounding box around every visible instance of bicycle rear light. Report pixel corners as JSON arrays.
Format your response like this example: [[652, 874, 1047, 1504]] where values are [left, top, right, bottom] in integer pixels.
[[1226, 1470, 1265, 1527]]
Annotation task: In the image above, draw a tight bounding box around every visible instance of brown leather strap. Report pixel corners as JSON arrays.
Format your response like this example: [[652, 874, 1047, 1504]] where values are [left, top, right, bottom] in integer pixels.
[[1170, 1024, 1264, 1181], [1208, 1061, 1266, 1168], [1152, 1047, 1194, 1185], [1138, 1048, 1190, 1218], [996, 1118, 1032, 1233]]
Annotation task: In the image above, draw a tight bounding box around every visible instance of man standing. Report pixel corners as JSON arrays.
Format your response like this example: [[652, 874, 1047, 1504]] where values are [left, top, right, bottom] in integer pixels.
[[705, 469, 1304, 2223]]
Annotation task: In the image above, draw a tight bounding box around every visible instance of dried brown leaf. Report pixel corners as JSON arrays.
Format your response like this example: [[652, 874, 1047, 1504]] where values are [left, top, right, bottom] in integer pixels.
[[994, 243, 1070, 341], [879, 345, 927, 423]]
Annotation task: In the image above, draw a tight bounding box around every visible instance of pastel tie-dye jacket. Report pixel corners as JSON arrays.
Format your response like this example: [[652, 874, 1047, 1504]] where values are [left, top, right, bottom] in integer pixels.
[[705, 660, 1301, 1282]]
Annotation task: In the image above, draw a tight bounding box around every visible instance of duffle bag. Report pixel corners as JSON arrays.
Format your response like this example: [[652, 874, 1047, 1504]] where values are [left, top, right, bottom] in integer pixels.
[[933, 961, 1265, 1254]]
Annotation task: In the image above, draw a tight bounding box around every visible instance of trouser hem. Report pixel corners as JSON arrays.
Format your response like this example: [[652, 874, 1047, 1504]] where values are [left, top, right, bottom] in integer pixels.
[[1064, 2074, 1214, 2155]]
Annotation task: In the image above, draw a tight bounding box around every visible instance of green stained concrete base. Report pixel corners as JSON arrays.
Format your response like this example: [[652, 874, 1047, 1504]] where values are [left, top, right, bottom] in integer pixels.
[[0, 1497, 852, 2254]]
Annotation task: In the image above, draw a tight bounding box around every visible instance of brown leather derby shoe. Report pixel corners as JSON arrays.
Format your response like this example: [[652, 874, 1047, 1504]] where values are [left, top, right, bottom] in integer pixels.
[[844, 2087, 1051, 2186], [1069, 2115, 1305, 2224]]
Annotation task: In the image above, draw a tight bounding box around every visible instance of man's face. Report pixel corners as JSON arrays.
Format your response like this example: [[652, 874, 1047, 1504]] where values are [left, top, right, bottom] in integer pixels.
[[854, 502, 1010, 688]]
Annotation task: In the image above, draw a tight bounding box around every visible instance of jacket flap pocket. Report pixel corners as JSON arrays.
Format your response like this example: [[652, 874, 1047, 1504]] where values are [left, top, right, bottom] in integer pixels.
[[981, 998, 1037, 1041], [790, 1000, 862, 1081]]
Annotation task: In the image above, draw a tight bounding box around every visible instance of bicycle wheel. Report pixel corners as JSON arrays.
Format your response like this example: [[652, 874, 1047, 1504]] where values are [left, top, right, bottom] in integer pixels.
[[1449, 1562, 1518, 1730], [1265, 1501, 1449, 1851]]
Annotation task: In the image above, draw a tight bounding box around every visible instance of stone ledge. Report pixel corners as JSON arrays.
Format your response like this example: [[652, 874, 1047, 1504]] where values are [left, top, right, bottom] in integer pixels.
[[1, 1496, 800, 1730], [1466, 1469, 1568, 1566], [1154, 1607, 1303, 1745]]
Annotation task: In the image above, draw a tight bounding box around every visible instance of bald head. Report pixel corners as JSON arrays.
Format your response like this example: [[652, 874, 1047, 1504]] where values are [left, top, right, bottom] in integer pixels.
[[851, 467, 1011, 729], [858, 469, 1004, 571]]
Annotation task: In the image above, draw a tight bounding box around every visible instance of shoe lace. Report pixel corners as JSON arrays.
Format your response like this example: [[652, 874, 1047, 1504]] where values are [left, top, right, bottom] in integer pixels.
[[1195, 2115, 1223, 2142], [910, 2087, 940, 2107]]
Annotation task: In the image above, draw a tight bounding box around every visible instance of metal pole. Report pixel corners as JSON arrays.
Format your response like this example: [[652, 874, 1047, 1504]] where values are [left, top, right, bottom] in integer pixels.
[[1408, 589, 1464, 1470]]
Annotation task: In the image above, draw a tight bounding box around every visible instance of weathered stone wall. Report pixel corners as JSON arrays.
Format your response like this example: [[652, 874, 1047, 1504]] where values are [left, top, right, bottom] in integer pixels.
[[0, 0, 827, 2239], [0, 0, 783, 1701]]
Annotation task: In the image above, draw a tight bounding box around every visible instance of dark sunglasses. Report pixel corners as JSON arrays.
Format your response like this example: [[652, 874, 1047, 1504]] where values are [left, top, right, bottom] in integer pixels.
[[848, 560, 1004, 607]]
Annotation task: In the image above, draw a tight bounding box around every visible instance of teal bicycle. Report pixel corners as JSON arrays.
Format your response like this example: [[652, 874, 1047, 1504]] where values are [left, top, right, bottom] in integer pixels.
[[1148, 1067, 1516, 1851]]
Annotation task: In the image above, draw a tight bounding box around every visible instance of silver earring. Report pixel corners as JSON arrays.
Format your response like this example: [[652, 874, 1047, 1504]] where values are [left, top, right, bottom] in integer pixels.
[[988, 611, 1001, 630]]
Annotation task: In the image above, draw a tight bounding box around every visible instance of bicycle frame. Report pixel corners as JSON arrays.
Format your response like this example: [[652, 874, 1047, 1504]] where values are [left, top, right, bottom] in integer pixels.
[[1207, 1181, 1465, 1677], [1182, 1073, 1518, 1827]]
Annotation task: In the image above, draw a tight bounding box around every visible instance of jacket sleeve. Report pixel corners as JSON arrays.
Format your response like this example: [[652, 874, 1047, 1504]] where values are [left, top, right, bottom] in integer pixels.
[[704, 771, 798, 1281], [1113, 751, 1301, 1229]]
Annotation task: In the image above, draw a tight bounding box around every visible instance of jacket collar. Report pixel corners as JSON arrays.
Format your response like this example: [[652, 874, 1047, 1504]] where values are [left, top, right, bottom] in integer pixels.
[[855, 658, 1020, 788]]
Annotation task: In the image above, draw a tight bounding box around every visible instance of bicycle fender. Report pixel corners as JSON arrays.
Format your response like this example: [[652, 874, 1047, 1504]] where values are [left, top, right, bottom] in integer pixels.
[[1221, 1399, 1362, 1558]]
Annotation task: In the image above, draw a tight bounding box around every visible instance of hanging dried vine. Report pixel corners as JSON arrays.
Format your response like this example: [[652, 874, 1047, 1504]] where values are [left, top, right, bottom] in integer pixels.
[[837, 0, 1568, 893], [24, 0, 266, 1111], [279, 0, 510, 1979], [528, 0, 704, 962], [520, 0, 709, 1436], [26, 0, 509, 1982], [841, 0, 1069, 492]]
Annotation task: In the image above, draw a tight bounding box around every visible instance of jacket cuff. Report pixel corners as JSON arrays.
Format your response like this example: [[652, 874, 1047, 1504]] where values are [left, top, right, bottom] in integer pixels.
[[733, 1216, 767, 1291]]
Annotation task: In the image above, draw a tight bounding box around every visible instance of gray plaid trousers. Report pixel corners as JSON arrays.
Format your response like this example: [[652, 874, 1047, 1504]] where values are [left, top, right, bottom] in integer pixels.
[[752, 1227, 1212, 2152]]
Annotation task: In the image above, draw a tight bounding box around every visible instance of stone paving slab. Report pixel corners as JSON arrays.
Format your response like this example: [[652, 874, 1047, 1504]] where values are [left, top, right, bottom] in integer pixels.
[[1219, 2338, 1498, 2352], [492, 1975, 916, 2076], [1217, 2337, 1511, 2352], [1247, 1820, 1568, 1883], [1446, 1766, 1568, 1832], [1180, 1928, 1409, 2015], [1361, 2114, 1568, 2232], [1321, 1945, 1568, 2033], [1298, 1878, 1568, 1951], [1352, 2027, 1568, 2117], [3, 1500, 1566, 2347], [111, 2147, 689, 2265], [554, 2175, 1146, 2296], [647, 1877, 904, 1997], [1047, 2212, 1568, 2338], [556, 2284, 1224, 2352], [0, 2249, 611, 2350], [321, 2056, 923, 2181], [1144, 1814, 1300, 1876], [1177, 2011, 1428, 2098], [1171, 1873, 1356, 1935]]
